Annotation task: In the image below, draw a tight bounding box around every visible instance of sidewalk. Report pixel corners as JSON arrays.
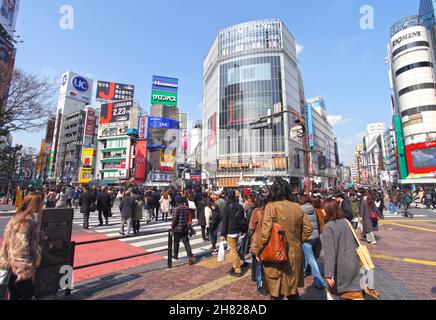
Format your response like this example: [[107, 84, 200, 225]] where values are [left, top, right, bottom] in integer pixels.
[[67, 215, 436, 301]]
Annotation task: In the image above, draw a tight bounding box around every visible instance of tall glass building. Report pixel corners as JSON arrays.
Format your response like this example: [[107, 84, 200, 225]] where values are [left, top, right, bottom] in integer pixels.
[[419, 0, 436, 29], [202, 20, 306, 188]]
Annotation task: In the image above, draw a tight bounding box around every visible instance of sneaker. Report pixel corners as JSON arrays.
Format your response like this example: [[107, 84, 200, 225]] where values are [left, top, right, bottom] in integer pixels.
[[211, 249, 218, 256], [370, 241, 377, 245], [172, 255, 179, 260]]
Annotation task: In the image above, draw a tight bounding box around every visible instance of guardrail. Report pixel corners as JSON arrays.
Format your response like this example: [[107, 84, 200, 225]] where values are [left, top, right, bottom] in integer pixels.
[[65, 228, 173, 296]]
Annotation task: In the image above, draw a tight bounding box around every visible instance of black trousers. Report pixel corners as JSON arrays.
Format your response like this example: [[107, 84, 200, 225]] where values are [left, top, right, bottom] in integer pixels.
[[132, 220, 140, 233], [8, 274, 34, 300], [209, 228, 218, 249], [173, 232, 193, 259], [201, 226, 208, 240], [83, 212, 90, 229], [98, 210, 109, 225]]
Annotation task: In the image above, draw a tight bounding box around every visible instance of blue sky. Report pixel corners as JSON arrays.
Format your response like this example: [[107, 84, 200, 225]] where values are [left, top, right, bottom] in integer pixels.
[[12, 0, 418, 165]]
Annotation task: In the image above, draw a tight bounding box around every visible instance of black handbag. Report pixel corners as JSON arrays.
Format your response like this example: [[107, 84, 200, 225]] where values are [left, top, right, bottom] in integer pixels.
[[90, 202, 97, 212]]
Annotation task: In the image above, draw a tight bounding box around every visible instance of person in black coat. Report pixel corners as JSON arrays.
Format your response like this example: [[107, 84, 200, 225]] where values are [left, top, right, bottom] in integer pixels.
[[151, 189, 160, 220], [220, 190, 246, 277], [197, 192, 209, 241], [171, 195, 194, 265], [79, 187, 96, 229], [97, 187, 112, 226], [334, 192, 354, 222], [119, 190, 135, 236]]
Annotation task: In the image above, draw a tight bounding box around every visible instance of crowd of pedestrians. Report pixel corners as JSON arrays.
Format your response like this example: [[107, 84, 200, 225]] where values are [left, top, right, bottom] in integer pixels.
[[1, 180, 436, 301]]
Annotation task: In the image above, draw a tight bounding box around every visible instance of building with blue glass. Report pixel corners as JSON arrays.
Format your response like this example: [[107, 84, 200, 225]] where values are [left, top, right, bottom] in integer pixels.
[[202, 20, 306, 188], [419, 0, 436, 29]]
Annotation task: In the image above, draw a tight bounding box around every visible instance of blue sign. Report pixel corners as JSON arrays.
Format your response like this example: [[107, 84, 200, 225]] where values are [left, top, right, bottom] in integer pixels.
[[148, 117, 180, 130], [72, 76, 89, 92], [306, 104, 315, 148], [152, 76, 178, 93]]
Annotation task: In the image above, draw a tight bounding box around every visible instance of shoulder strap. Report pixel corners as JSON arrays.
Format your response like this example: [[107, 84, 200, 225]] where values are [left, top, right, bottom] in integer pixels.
[[345, 219, 362, 248]]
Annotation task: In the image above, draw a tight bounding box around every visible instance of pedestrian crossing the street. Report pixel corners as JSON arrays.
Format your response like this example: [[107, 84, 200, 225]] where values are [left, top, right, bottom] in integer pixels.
[[72, 208, 216, 262]]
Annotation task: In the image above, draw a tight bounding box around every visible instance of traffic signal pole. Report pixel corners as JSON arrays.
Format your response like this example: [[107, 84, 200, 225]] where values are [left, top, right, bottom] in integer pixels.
[[251, 108, 324, 196]]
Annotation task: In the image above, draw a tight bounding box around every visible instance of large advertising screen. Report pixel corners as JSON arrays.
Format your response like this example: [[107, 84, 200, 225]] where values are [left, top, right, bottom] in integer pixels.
[[0, 0, 19, 35], [406, 141, 436, 174], [412, 147, 436, 169], [147, 129, 179, 149], [81, 147, 94, 168], [100, 100, 132, 124], [96, 81, 135, 101], [148, 117, 180, 130]]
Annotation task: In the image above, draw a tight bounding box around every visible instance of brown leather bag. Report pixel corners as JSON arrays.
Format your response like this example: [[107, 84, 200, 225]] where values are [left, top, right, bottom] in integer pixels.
[[259, 209, 288, 263]]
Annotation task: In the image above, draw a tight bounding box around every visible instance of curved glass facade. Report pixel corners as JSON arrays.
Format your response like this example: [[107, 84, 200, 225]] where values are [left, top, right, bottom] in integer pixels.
[[219, 55, 284, 157]]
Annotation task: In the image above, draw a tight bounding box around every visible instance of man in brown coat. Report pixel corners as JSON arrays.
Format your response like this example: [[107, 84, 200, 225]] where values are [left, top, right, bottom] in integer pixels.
[[251, 179, 313, 300]]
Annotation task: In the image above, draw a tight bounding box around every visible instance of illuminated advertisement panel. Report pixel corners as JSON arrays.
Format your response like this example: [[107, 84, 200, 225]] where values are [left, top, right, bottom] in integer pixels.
[[406, 141, 436, 174]]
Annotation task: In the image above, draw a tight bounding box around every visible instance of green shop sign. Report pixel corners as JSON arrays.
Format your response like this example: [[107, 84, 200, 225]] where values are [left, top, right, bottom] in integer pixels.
[[151, 90, 178, 106]]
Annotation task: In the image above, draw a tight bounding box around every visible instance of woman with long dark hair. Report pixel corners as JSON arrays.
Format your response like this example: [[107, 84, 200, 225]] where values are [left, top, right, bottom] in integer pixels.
[[251, 179, 313, 300], [321, 199, 363, 300], [359, 192, 380, 244], [0, 192, 44, 300]]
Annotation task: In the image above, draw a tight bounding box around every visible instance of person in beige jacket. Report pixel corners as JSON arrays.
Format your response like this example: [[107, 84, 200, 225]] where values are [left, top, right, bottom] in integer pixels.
[[251, 179, 313, 300]]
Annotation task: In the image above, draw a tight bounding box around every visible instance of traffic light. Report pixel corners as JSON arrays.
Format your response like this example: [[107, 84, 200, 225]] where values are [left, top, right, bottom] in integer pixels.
[[318, 155, 327, 171]]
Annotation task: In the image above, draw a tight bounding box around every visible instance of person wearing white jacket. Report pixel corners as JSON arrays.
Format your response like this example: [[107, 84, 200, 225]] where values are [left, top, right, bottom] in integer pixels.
[[159, 190, 171, 222]]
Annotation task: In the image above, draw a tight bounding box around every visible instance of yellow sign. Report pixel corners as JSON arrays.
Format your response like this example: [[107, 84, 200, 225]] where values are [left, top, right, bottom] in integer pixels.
[[78, 168, 93, 183], [82, 147, 94, 168]]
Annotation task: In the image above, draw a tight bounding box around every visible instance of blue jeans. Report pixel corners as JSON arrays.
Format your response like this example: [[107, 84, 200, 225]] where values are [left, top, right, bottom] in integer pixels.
[[302, 241, 325, 288]]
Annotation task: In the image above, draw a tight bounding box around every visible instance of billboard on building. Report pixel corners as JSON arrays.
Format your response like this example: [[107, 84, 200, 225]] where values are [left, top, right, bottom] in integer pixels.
[[81, 147, 94, 168], [58, 71, 93, 104], [151, 91, 178, 106], [148, 117, 180, 149], [405, 141, 436, 174], [138, 115, 148, 140], [96, 81, 135, 101], [79, 168, 93, 183], [160, 149, 176, 171], [84, 108, 96, 137], [179, 112, 188, 130], [208, 113, 216, 147], [45, 116, 56, 144], [0, 0, 19, 36], [100, 100, 133, 124], [151, 75, 178, 106], [0, 36, 15, 102], [306, 104, 314, 148], [98, 124, 128, 139], [134, 141, 147, 180], [152, 75, 178, 93]]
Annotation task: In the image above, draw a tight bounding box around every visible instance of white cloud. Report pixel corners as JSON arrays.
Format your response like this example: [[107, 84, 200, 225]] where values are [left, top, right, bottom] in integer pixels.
[[327, 115, 351, 127], [296, 43, 304, 56]]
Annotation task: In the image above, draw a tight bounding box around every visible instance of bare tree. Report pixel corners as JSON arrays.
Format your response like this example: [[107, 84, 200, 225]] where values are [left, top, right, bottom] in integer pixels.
[[0, 64, 57, 135]]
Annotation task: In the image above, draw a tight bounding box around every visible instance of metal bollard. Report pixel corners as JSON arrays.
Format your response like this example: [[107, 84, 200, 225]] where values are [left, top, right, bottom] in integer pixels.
[[167, 229, 173, 269]]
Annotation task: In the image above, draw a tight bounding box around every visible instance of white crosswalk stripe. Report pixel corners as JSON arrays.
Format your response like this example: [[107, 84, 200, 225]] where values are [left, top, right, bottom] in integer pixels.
[[72, 208, 215, 262]]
